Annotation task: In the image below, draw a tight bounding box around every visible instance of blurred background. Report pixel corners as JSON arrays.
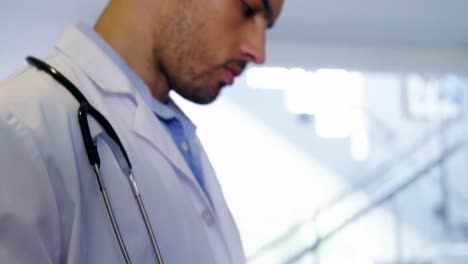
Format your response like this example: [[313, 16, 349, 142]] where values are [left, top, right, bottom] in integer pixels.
[[2, 1, 468, 263]]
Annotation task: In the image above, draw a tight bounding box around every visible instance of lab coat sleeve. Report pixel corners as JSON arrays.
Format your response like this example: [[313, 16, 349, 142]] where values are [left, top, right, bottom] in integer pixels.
[[0, 113, 60, 263]]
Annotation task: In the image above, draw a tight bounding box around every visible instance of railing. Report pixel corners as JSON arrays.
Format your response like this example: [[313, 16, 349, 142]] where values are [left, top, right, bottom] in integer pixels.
[[248, 119, 465, 264], [285, 140, 465, 264]]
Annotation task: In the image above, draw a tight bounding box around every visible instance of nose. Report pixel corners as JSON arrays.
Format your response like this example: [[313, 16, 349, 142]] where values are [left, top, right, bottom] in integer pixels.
[[240, 20, 266, 64]]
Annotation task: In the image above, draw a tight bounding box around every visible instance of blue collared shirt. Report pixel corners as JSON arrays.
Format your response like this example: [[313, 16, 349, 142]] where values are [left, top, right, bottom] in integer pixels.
[[77, 23, 208, 198]]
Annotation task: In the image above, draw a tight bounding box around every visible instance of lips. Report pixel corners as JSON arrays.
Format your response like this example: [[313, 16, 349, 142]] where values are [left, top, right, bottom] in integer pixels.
[[222, 64, 244, 85], [223, 68, 235, 85], [225, 65, 243, 77]]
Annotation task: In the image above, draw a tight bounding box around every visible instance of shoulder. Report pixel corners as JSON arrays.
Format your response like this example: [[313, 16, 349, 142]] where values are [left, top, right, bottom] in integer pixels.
[[0, 53, 85, 158], [0, 53, 85, 125], [0, 53, 79, 115]]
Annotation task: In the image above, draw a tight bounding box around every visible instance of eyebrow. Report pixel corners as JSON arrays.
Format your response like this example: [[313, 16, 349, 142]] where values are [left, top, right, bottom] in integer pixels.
[[262, 0, 274, 28]]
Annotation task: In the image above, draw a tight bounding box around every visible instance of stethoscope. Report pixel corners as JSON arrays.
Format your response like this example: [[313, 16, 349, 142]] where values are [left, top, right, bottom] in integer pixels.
[[26, 56, 164, 264]]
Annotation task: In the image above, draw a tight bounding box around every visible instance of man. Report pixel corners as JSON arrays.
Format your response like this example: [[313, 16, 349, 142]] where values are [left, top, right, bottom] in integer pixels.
[[0, 0, 283, 263]]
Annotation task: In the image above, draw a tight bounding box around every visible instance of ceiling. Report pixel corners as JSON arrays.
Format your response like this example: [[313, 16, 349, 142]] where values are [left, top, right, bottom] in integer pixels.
[[269, 0, 468, 49]]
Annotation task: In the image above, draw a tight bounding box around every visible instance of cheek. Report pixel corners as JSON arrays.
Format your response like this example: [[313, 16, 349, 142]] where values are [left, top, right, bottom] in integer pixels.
[[191, 7, 237, 55], [181, 28, 227, 72], [165, 10, 236, 78]]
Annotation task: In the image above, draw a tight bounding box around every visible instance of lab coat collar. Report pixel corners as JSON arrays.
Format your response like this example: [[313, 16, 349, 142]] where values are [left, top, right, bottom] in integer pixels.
[[55, 25, 210, 204], [55, 25, 136, 98]]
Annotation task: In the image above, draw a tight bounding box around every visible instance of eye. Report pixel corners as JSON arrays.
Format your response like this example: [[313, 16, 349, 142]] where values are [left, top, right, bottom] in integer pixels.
[[242, 1, 255, 18]]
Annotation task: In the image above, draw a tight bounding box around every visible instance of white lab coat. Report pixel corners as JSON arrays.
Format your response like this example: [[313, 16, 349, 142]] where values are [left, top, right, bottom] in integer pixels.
[[0, 26, 245, 263]]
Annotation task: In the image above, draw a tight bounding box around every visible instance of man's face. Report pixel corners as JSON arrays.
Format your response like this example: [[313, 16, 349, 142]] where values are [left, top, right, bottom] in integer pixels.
[[153, 0, 284, 104]]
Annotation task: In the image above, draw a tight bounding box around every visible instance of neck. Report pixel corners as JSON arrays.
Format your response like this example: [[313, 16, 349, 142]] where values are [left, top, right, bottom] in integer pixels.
[[94, 0, 170, 102]]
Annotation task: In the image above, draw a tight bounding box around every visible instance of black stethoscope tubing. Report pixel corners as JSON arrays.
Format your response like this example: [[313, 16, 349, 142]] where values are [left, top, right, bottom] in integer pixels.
[[26, 56, 163, 264]]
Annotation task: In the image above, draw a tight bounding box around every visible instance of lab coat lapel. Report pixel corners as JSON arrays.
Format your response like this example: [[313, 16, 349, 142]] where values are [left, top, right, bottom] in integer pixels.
[[132, 103, 196, 181], [56, 25, 207, 196], [134, 98, 226, 213], [133, 103, 218, 213]]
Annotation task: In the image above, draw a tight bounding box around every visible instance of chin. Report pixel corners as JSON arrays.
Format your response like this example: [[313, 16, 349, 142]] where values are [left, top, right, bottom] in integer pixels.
[[193, 93, 220, 105], [179, 90, 219, 105], [175, 81, 224, 104]]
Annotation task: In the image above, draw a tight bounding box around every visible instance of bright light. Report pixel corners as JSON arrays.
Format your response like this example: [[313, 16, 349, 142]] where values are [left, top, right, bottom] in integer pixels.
[[315, 109, 353, 139], [246, 67, 368, 160], [246, 67, 291, 90]]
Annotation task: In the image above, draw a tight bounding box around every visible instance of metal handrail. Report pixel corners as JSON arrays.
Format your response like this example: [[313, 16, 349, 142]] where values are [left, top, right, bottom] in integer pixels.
[[285, 140, 465, 264], [248, 120, 459, 261]]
